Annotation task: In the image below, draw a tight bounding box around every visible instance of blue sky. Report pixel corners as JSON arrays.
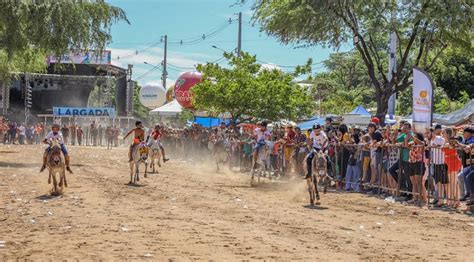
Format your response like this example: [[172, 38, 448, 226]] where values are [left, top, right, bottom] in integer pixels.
[[107, 0, 344, 87]]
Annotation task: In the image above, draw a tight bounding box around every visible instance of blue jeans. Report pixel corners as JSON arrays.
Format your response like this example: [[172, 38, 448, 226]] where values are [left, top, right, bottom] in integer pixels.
[[345, 163, 360, 191], [371, 151, 382, 184], [467, 169, 474, 197], [306, 147, 322, 178], [253, 140, 266, 152], [457, 166, 473, 197]]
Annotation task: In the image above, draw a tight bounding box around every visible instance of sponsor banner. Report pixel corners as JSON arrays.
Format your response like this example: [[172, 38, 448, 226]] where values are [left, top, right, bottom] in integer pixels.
[[412, 67, 433, 132], [53, 107, 115, 118], [48, 50, 111, 65]]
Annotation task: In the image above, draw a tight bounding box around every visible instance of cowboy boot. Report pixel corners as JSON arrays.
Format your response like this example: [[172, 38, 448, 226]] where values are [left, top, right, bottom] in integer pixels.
[[40, 154, 47, 172], [65, 155, 73, 174]]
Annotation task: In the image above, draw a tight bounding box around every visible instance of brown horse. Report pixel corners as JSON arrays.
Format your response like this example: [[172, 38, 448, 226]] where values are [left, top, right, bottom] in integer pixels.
[[47, 139, 67, 195], [306, 149, 329, 206], [212, 140, 230, 172]]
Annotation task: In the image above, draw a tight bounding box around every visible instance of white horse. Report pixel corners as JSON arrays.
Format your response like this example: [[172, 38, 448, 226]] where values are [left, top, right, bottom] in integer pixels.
[[129, 142, 149, 184], [147, 139, 162, 173], [250, 141, 271, 185]]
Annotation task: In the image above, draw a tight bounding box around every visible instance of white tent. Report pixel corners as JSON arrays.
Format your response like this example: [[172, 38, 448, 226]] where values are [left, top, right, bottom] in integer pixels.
[[150, 100, 182, 116]]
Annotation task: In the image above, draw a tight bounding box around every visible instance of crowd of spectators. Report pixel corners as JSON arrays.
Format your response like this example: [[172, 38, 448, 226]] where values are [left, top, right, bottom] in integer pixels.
[[160, 119, 474, 209]]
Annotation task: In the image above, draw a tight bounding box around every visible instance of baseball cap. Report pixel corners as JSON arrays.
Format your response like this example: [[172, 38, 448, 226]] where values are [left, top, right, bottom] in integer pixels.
[[313, 124, 321, 130], [434, 124, 442, 130], [371, 117, 380, 125]]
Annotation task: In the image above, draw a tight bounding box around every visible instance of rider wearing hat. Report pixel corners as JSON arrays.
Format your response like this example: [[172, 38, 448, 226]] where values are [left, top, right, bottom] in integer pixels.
[[40, 123, 73, 173], [252, 121, 271, 168], [124, 121, 146, 162], [146, 124, 169, 163], [305, 124, 328, 179]]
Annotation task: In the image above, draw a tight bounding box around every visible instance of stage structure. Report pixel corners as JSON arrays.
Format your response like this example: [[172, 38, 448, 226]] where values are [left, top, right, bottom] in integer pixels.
[[1, 51, 134, 122]]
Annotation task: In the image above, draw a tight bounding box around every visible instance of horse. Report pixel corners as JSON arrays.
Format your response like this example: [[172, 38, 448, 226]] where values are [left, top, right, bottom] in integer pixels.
[[129, 142, 149, 184], [46, 139, 67, 195], [304, 149, 327, 206], [212, 139, 230, 172], [147, 139, 162, 173], [314, 150, 331, 194], [250, 141, 271, 185]]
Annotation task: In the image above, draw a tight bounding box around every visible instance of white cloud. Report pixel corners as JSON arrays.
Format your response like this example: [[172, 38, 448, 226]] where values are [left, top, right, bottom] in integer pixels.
[[260, 63, 282, 72], [109, 47, 212, 86]]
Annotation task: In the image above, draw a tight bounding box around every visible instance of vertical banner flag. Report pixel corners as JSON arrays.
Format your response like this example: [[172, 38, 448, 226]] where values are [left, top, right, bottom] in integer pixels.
[[412, 67, 433, 132]]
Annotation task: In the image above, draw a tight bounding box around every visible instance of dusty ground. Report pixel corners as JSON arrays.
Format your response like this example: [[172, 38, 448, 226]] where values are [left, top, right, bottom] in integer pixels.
[[0, 145, 472, 261]]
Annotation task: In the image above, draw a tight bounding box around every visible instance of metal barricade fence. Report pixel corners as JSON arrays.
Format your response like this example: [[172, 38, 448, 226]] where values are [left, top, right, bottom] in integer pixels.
[[160, 135, 472, 208], [329, 143, 470, 208]]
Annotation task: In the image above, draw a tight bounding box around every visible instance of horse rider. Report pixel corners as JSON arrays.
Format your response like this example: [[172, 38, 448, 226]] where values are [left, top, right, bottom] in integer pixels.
[[305, 124, 328, 179], [40, 123, 73, 174], [123, 121, 145, 162], [252, 121, 271, 168], [146, 124, 170, 163]]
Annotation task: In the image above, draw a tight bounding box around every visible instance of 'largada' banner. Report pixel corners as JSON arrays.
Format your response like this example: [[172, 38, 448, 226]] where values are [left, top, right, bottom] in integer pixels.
[[53, 107, 115, 118], [412, 67, 433, 132]]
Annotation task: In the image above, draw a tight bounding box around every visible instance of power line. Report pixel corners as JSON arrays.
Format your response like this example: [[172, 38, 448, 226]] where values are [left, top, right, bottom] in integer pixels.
[[117, 38, 163, 60], [210, 56, 226, 64], [167, 63, 195, 70], [134, 64, 162, 81], [256, 59, 325, 68], [115, 18, 236, 61], [169, 19, 234, 43], [168, 20, 236, 46], [112, 38, 271, 46]]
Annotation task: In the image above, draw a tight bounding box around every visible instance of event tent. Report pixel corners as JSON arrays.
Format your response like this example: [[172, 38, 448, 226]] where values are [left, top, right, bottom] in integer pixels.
[[150, 100, 182, 116], [297, 117, 325, 130], [433, 99, 474, 126], [348, 105, 371, 116], [343, 105, 372, 126], [194, 117, 231, 128]]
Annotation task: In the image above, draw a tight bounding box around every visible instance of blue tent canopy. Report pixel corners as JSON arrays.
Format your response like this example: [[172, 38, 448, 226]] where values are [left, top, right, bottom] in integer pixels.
[[194, 117, 230, 128], [349, 105, 371, 116], [297, 117, 325, 130]]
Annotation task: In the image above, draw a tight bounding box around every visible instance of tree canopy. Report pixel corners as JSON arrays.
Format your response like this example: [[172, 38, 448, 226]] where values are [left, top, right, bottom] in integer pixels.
[[192, 52, 314, 122], [251, 0, 473, 121], [432, 48, 473, 100], [0, 1, 129, 80]]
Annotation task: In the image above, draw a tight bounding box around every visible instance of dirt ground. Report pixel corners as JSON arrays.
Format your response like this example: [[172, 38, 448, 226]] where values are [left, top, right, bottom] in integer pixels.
[[0, 145, 472, 261]]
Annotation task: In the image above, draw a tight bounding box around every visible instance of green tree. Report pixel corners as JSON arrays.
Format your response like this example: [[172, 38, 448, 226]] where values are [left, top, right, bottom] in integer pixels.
[[0, 1, 128, 80], [132, 82, 151, 122], [432, 48, 474, 100], [251, 0, 472, 122], [192, 52, 314, 122], [397, 86, 470, 116], [301, 51, 376, 115]]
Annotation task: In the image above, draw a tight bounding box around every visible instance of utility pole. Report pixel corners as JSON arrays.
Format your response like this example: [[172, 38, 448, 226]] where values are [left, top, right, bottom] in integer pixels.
[[387, 2, 397, 119], [237, 12, 242, 57], [162, 35, 168, 88], [126, 64, 133, 116]]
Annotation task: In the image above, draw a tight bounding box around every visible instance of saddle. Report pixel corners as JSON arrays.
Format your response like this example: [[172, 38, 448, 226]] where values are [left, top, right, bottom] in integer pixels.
[[137, 142, 149, 154]]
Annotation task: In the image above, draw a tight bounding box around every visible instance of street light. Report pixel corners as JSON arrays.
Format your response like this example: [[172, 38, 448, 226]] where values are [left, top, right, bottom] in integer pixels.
[[143, 61, 159, 68], [211, 45, 228, 53]]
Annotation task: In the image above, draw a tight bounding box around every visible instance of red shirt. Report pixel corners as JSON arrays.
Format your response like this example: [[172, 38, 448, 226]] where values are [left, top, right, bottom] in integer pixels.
[[151, 130, 162, 140]]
